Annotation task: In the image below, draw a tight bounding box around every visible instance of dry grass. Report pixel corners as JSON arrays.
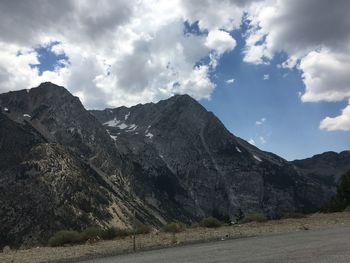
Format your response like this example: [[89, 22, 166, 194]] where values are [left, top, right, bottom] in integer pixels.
[[2, 212, 350, 263]]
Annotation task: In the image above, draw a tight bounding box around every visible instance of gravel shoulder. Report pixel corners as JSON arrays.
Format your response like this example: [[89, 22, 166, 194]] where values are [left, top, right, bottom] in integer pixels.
[[1, 212, 350, 263]]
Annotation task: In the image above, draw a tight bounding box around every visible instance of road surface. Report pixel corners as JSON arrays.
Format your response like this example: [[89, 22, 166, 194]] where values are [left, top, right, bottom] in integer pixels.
[[79, 227, 350, 263]]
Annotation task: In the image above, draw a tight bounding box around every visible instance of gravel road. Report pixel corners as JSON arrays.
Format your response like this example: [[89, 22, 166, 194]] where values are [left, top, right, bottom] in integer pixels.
[[80, 227, 350, 263]]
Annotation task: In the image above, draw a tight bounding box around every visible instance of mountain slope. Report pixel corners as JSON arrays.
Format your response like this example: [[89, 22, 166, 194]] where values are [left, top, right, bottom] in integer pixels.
[[1, 82, 348, 246], [0, 83, 164, 246], [91, 94, 336, 219], [0, 112, 114, 246]]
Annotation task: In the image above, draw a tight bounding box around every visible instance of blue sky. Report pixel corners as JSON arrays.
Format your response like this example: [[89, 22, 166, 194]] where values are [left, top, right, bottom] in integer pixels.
[[201, 27, 350, 160], [1, 0, 350, 161]]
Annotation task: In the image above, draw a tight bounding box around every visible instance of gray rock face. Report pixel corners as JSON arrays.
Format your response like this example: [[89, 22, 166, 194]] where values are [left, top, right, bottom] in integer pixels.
[[0, 112, 113, 246], [91, 94, 341, 220], [1, 82, 349, 246]]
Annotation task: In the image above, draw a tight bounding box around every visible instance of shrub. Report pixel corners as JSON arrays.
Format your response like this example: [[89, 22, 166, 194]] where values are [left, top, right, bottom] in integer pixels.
[[241, 213, 267, 223], [100, 227, 129, 240], [162, 222, 186, 233], [48, 230, 84, 247], [323, 171, 350, 212], [200, 217, 222, 228], [282, 213, 306, 219], [82, 226, 103, 239], [344, 205, 350, 212], [135, 224, 152, 235]]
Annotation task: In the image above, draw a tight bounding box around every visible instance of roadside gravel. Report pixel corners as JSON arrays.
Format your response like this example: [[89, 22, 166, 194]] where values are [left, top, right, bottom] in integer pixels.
[[1, 212, 350, 263]]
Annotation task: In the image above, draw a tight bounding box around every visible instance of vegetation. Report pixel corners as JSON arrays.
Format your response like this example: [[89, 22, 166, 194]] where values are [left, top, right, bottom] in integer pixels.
[[241, 213, 267, 223], [48, 230, 84, 247], [200, 217, 222, 228], [135, 224, 152, 235], [344, 205, 350, 212], [82, 226, 102, 239], [162, 222, 186, 233], [48, 226, 131, 246], [323, 171, 350, 212]]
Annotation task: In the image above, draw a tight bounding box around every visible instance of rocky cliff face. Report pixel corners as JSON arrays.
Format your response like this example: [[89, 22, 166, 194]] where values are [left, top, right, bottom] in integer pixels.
[[0, 83, 163, 246], [1, 82, 348, 246], [90, 94, 341, 220], [0, 112, 114, 246]]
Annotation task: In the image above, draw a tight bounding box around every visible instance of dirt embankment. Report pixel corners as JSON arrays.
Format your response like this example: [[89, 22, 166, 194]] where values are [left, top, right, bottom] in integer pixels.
[[2, 212, 350, 263]]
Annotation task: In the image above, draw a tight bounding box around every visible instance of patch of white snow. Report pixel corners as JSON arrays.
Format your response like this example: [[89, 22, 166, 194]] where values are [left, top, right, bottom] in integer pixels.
[[117, 123, 128, 129], [145, 132, 154, 139], [104, 118, 120, 127], [110, 135, 117, 141], [235, 147, 242, 153], [253, 155, 262, 162]]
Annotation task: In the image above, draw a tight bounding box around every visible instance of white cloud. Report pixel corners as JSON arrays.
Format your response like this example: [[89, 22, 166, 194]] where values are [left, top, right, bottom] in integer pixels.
[[248, 138, 256, 146], [226, 78, 235, 84], [263, 74, 269, 80], [205, 30, 236, 55], [243, 0, 350, 131], [0, 0, 248, 109], [320, 100, 350, 131], [255, 117, 266, 125], [300, 49, 350, 103]]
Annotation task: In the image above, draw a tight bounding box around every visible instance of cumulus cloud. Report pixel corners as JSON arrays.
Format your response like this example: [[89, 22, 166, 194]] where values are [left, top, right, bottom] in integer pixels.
[[226, 78, 235, 84], [0, 0, 248, 108], [320, 100, 350, 131], [244, 0, 350, 131], [263, 74, 269, 80], [205, 30, 236, 55]]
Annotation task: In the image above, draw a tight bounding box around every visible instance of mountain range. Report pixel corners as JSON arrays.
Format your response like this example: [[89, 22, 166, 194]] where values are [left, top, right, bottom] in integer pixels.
[[1, 82, 349, 246]]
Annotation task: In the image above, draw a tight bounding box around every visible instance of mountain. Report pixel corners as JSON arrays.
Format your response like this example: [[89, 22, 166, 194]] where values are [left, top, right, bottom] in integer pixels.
[[90, 94, 336, 218], [0, 83, 163, 246], [0, 82, 348, 246], [293, 151, 350, 182]]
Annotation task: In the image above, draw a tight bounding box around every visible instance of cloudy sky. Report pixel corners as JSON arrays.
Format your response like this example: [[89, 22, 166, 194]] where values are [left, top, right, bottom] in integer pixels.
[[1, 0, 350, 160]]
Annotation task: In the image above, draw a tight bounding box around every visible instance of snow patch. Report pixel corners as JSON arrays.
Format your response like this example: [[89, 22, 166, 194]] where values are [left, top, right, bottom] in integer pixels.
[[145, 132, 154, 139], [253, 155, 262, 162], [118, 123, 128, 129], [3, 107, 9, 112], [104, 118, 120, 127], [235, 147, 242, 153], [128, 124, 137, 131], [110, 135, 118, 141], [23, 114, 31, 118], [125, 112, 130, 120]]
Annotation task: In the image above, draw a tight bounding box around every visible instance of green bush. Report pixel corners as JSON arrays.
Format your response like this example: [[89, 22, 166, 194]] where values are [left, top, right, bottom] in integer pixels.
[[82, 226, 103, 239], [48, 230, 84, 247], [135, 224, 152, 235], [282, 212, 306, 219], [162, 222, 186, 233], [241, 213, 267, 223], [324, 171, 350, 212], [200, 217, 222, 228], [100, 227, 129, 239], [344, 205, 350, 212]]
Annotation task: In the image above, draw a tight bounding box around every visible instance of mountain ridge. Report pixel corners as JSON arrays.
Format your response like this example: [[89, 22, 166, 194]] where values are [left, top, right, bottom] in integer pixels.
[[1, 82, 349, 246]]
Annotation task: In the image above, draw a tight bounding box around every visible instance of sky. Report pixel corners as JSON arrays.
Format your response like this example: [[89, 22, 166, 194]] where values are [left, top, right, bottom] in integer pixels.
[[0, 0, 350, 160]]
